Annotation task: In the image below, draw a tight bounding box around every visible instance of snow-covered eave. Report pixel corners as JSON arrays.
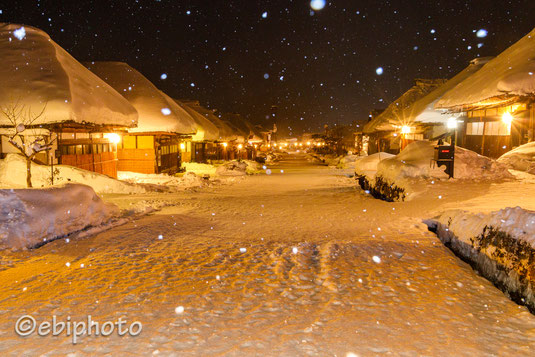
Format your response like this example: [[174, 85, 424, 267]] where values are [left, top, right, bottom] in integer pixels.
[[436, 94, 533, 113], [0, 120, 133, 131], [124, 130, 193, 138]]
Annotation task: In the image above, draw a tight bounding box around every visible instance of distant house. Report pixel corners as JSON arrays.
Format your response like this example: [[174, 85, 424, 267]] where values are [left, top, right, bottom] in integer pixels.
[[220, 112, 263, 159], [400, 58, 492, 141], [173, 99, 220, 163], [363, 79, 447, 154], [180, 100, 242, 161], [0, 24, 138, 178], [436, 28, 535, 158], [86, 62, 198, 174]]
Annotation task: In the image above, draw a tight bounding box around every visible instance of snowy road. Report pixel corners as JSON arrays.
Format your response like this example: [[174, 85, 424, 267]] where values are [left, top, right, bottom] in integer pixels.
[[1, 153, 534, 356]]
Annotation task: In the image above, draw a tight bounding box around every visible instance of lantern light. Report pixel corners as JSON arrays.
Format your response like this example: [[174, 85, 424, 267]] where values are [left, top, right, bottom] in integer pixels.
[[104, 133, 121, 144], [401, 125, 411, 134], [447, 117, 458, 129], [502, 112, 513, 125]]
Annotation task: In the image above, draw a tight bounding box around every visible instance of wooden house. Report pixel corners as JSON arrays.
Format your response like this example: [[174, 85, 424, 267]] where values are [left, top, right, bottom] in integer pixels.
[[0, 23, 137, 179], [86, 62, 198, 174], [363, 79, 446, 154], [436, 28, 535, 158]]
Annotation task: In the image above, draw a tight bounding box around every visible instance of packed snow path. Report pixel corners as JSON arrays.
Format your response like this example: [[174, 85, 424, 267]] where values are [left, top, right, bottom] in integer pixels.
[[1, 154, 534, 356]]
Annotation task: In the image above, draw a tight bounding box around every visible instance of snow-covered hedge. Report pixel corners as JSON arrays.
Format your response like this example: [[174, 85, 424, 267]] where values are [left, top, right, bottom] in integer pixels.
[[354, 152, 394, 179], [377, 141, 512, 184], [0, 184, 119, 249], [0, 154, 146, 194], [356, 141, 512, 201], [498, 142, 535, 174], [428, 207, 535, 312]]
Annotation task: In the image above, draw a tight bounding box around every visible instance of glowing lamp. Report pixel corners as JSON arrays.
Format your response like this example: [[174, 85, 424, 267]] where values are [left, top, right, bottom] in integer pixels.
[[104, 133, 121, 144], [447, 117, 458, 129], [502, 112, 513, 124], [238, 144, 243, 149], [401, 125, 411, 134], [180, 143, 186, 150], [222, 142, 228, 148], [307, 141, 311, 146]]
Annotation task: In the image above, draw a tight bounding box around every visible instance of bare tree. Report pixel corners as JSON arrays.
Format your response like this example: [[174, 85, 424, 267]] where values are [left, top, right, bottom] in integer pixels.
[[0, 100, 53, 188]]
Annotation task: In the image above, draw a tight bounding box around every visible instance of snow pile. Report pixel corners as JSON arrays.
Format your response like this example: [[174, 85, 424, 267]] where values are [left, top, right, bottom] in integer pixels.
[[377, 141, 512, 185], [0, 154, 147, 194], [182, 162, 218, 176], [497, 142, 535, 174], [118, 171, 207, 188], [0, 23, 137, 128], [354, 152, 395, 179], [430, 206, 535, 311], [0, 184, 119, 249], [242, 160, 263, 174], [265, 152, 284, 163], [215, 161, 248, 176]]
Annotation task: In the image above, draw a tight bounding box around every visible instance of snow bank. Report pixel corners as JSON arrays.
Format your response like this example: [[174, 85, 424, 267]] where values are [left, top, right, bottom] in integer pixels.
[[242, 160, 263, 174], [354, 152, 394, 179], [357, 141, 512, 201], [429, 207, 535, 312], [0, 184, 119, 249], [0, 154, 146, 194], [182, 162, 218, 176], [497, 142, 535, 174], [215, 161, 248, 176], [377, 141, 512, 185], [118, 171, 207, 188]]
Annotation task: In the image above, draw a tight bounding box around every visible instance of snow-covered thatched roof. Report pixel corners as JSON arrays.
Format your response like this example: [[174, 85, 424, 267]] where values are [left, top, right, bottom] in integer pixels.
[[363, 79, 446, 134], [180, 100, 238, 141], [0, 23, 138, 128], [436, 28, 535, 110], [409, 58, 492, 124], [173, 99, 220, 141], [222, 113, 264, 142], [85, 61, 197, 135]]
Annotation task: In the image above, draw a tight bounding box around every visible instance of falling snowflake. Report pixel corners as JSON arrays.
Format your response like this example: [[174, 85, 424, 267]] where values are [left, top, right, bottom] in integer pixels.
[[175, 306, 185, 314], [476, 29, 488, 38], [161, 108, 171, 115], [262, 12, 268, 19], [158, 234, 163, 240], [13, 27, 26, 40], [239, 247, 247, 253], [375, 67, 383, 75], [160, 73, 167, 80], [292, 247, 298, 254], [310, 0, 326, 11], [263, 73, 269, 79], [372, 256, 381, 263]]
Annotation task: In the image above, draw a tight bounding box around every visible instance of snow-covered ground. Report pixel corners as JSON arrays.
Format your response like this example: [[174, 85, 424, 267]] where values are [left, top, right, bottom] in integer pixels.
[[1, 153, 535, 355]]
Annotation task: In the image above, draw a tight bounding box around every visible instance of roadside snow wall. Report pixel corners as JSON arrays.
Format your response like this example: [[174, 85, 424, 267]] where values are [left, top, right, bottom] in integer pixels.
[[356, 142, 512, 202], [427, 207, 535, 312], [0, 184, 119, 249]]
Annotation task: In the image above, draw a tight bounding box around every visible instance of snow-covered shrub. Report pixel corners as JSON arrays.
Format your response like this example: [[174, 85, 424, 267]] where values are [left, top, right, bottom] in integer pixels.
[[497, 142, 535, 174], [354, 152, 394, 179], [0, 183, 119, 249], [215, 161, 248, 176], [376, 141, 512, 183]]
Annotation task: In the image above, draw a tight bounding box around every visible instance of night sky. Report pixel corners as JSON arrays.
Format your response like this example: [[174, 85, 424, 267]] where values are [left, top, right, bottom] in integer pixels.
[[1, 1, 534, 136]]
